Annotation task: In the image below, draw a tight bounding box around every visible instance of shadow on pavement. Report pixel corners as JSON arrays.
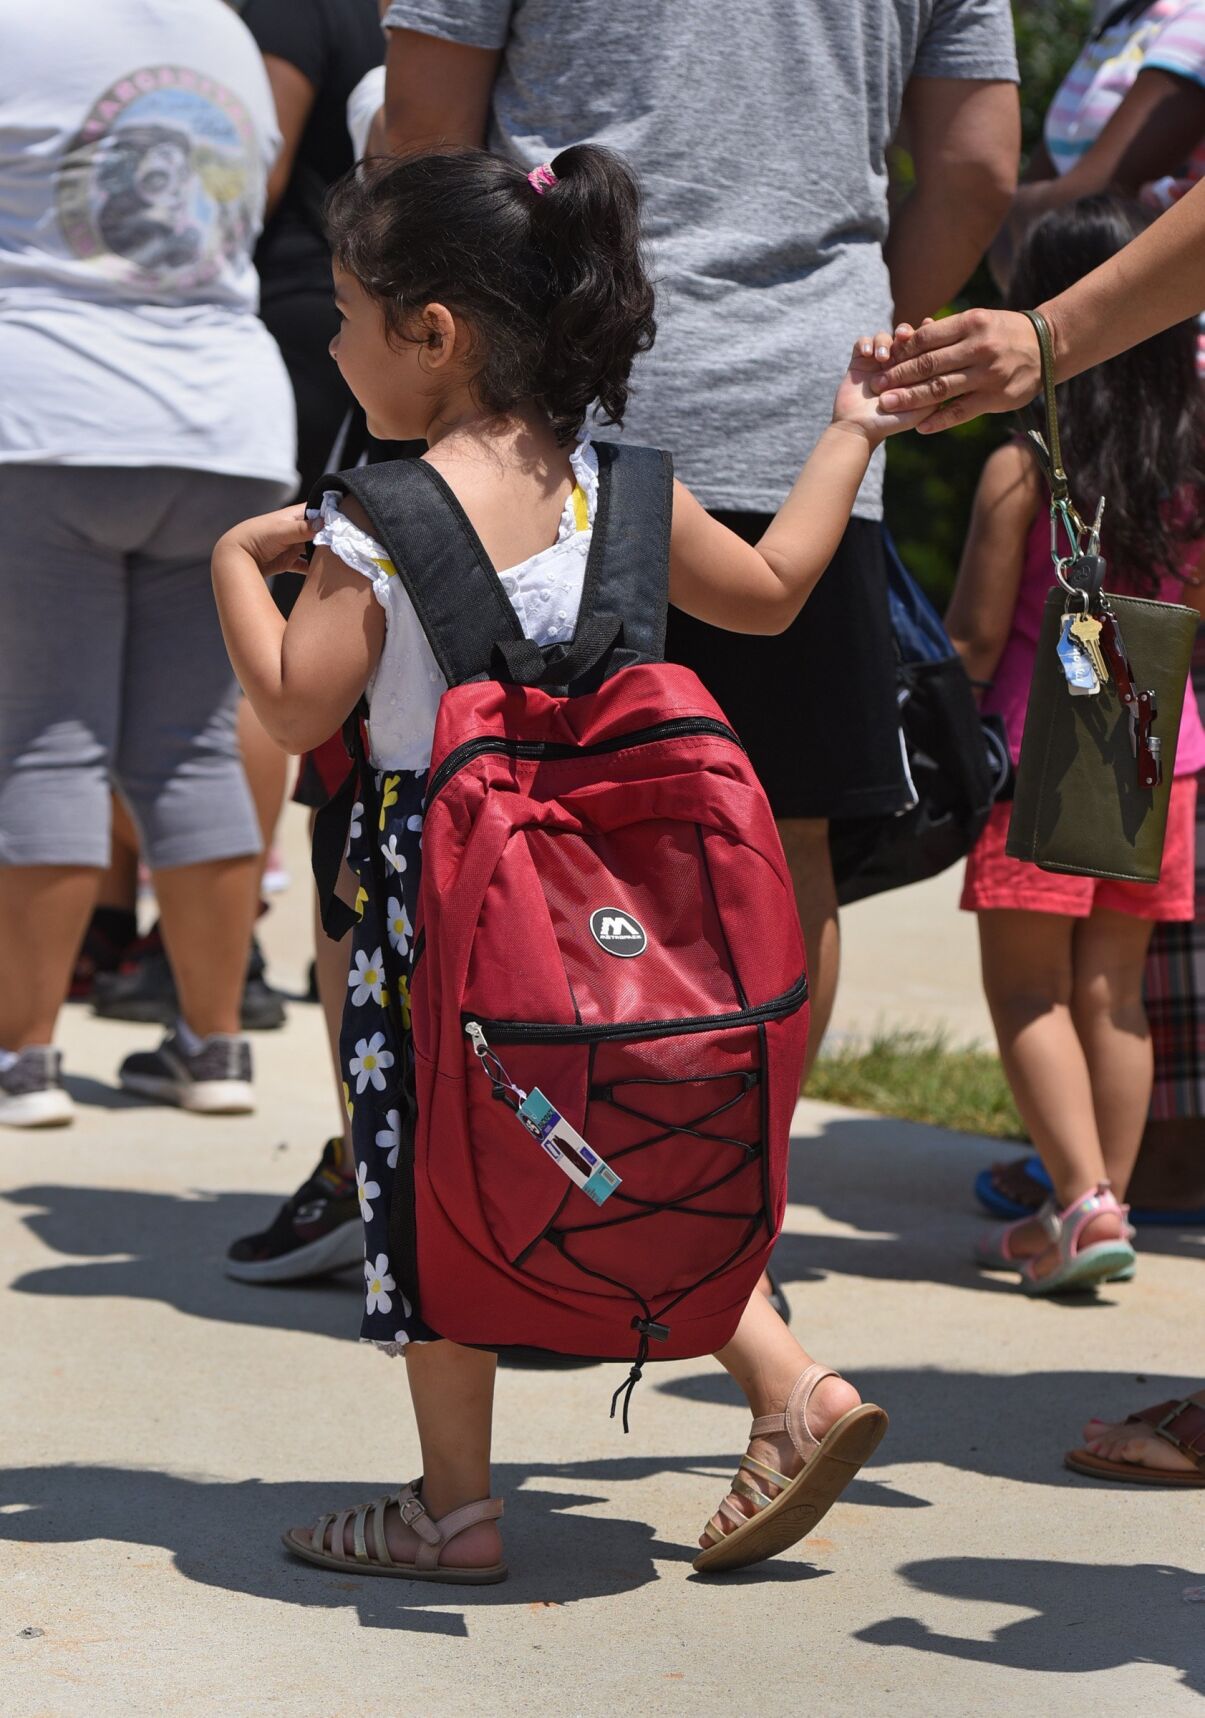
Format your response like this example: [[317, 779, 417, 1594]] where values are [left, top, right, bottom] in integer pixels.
[[3, 1183, 362, 1341], [60, 1073, 146, 1112], [0, 1455, 830, 1634], [656, 1366, 1203, 1490], [854, 1555, 1205, 1694]]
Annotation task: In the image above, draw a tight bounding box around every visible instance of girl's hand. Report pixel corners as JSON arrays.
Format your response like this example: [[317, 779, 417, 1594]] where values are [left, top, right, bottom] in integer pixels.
[[831, 332, 931, 447], [219, 504, 319, 577]]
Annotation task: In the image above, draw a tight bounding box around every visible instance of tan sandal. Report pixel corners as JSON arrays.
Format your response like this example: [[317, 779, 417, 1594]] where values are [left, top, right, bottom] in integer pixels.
[[282, 1479, 507, 1584], [694, 1364, 888, 1574]]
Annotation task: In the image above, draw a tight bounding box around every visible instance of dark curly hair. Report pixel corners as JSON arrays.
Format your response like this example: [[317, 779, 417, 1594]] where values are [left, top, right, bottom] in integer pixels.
[[1008, 195, 1205, 593], [324, 145, 656, 444]]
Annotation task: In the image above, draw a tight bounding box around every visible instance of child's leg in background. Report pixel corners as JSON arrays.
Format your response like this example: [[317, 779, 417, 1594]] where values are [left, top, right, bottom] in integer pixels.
[[1070, 908, 1155, 1202], [978, 909, 1124, 1260], [311, 862, 353, 1170]]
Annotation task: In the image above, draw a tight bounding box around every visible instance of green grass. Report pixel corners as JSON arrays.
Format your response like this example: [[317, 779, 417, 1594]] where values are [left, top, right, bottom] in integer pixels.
[[808, 1030, 1029, 1142]]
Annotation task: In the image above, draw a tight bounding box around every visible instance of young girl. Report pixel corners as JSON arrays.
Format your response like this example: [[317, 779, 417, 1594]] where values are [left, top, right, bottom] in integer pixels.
[[212, 145, 919, 1580], [948, 195, 1205, 1296]]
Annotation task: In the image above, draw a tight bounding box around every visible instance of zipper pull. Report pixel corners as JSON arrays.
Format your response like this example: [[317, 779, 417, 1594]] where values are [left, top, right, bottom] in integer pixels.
[[465, 1021, 488, 1058]]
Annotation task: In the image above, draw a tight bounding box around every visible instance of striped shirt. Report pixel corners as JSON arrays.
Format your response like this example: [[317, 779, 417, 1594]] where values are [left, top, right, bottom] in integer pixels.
[[1045, 1, 1205, 210]]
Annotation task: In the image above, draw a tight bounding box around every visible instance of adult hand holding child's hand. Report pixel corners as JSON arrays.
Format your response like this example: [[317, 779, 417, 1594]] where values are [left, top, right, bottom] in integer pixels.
[[832, 332, 933, 447], [871, 311, 1044, 432]]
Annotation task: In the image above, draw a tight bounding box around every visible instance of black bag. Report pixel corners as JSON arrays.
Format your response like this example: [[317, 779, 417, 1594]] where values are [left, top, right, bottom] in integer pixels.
[[830, 530, 1010, 906]]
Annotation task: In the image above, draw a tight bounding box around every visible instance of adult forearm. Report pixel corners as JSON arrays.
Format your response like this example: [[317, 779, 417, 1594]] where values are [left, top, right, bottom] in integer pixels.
[[1043, 175, 1205, 381], [886, 184, 1009, 325], [874, 175, 1205, 430]]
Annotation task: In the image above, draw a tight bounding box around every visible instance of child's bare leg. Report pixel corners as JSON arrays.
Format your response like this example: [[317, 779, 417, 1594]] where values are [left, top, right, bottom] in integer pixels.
[[979, 910, 1121, 1270], [1070, 909, 1155, 1201], [405, 1338, 497, 1520], [705, 1289, 860, 1547], [294, 1339, 501, 1567]]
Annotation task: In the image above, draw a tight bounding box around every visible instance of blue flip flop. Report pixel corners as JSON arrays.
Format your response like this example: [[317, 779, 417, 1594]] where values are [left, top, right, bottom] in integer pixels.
[[975, 1155, 1205, 1228]]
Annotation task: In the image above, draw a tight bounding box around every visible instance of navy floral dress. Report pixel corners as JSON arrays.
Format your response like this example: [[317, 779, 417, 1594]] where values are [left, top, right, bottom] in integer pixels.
[[341, 766, 440, 1352]]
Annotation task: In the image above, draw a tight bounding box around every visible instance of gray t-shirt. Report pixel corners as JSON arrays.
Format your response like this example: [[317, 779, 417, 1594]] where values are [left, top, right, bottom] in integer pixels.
[[383, 0, 1017, 517]]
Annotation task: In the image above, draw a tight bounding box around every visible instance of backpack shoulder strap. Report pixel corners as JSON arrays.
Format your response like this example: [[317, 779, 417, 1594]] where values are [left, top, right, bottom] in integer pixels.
[[579, 442, 674, 665], [312, 458, 524, 687]]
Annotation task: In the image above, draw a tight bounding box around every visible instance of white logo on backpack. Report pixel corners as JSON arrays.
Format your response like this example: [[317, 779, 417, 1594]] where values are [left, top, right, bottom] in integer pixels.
[[590, 908, 648, 958]]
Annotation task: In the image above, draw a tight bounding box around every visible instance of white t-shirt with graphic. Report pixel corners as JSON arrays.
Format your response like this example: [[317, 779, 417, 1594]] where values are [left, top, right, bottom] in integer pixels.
[[0, 0, 296, 484]]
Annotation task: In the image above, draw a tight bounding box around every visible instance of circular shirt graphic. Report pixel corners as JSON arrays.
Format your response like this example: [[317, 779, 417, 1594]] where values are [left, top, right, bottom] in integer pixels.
[[56, 65, 262, 293], [589, 908, 648, 959]]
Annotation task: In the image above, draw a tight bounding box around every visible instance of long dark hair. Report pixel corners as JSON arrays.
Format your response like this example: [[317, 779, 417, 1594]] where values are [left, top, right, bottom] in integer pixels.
[[325, 145, 656, 444], [1008, 195, 1205, 591]]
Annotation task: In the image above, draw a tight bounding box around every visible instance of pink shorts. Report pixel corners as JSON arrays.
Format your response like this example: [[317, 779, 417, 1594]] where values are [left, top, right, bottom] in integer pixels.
[[961, 774, 1198, 921]]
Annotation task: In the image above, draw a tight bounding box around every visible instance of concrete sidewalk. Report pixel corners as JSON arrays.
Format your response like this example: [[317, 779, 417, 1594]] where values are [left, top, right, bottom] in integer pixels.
[[2, 814, 1200, 1717]]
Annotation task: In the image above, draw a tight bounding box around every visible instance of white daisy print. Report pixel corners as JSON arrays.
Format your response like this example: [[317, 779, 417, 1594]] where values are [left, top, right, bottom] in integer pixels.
[[407, 814, 424, 833], [375, 1108, 401, 1169], [348, 801, 364, 843], [385, 896, 410, 957], [365, 1252, 395, 1315], [392, 1327, 412, 1348], [350, 1033, 394, 1094], [349, 946, 385, 1007], [381, 834, 407, 874], [356, 1161, 381, 1223]]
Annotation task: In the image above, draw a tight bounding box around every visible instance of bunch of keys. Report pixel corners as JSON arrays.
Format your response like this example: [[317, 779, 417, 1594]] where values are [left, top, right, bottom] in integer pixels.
[[1051, 494, 1163, 787], [1054, 496, 1107, 696]]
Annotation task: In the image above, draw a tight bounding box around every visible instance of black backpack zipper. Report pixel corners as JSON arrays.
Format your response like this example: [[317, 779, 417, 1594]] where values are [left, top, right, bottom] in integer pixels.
[[425, 716, 743, 805], [466, 973, 808, 1048]]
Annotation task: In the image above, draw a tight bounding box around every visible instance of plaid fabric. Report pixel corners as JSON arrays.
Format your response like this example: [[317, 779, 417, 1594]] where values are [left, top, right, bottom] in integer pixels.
[[1146, 633, 1205, 1118]]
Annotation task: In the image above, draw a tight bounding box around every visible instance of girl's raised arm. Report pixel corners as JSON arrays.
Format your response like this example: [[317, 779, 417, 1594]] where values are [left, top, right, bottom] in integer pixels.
[[668, 335, 926, 634], [212, 503, 385, 755]]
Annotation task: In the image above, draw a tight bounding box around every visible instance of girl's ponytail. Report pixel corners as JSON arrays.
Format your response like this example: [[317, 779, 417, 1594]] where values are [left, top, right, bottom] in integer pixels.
[[528, 145, 656, 442]]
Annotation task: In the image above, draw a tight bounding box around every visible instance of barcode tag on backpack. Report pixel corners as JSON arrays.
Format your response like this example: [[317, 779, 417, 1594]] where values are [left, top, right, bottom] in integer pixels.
[[516, 1089, 621, 1206]]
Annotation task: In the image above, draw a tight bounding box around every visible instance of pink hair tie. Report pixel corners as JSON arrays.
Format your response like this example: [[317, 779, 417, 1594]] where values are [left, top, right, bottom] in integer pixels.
[[527, 162, 558, 196]]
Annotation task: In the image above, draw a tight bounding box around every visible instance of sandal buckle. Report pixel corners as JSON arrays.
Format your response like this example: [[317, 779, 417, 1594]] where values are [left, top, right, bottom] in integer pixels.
[[398, 1495, 427, 1526], [1155, 1401, 1191, 1448]]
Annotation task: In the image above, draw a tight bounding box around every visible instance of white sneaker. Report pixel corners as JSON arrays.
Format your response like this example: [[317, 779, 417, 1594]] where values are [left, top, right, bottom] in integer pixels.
[[0, 1046, 74, 1128]]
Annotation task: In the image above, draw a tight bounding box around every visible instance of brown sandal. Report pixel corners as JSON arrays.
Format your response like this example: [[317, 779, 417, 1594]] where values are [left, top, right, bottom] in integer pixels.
[[282, 1479, 507, 1583], [694, 1364, 888, 1574], [1065, 1398, 1205, 1487]]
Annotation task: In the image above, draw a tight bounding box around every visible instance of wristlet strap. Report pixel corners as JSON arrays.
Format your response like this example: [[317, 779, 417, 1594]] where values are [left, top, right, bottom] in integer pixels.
[[1021, 308, 1069, 505]]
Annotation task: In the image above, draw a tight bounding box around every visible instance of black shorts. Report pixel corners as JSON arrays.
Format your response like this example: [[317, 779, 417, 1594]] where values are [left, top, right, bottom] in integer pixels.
[[664, 513, 909, 821]]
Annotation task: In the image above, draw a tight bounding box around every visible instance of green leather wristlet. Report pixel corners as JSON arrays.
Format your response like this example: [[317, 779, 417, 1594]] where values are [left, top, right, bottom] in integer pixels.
[[1006, 587, 1195, 881], [1005, 311, 1197, 883]]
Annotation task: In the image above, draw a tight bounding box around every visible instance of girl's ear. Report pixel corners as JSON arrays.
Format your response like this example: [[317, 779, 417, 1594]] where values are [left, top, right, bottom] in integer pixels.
[[419, 302, 459, 370]]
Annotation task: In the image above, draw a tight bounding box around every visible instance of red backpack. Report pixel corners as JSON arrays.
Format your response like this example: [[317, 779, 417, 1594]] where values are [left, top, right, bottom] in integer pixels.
[[322, 445, 809, 1423]]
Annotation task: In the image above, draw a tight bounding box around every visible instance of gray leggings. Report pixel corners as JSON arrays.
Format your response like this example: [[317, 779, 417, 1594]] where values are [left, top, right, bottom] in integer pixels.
[[0, 465, 287, 869]]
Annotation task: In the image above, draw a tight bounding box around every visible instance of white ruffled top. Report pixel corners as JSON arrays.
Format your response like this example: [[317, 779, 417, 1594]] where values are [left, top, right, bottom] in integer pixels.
[[313, 435, 599, 772]]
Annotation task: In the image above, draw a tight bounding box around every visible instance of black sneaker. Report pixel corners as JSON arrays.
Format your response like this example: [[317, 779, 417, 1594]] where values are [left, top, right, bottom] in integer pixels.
[[93, 930, 287, 1032], [119, 1031, 255, 1115], [0, 1047, 74, 1129], [91, 928, 174, 1024], [69, 907, 139, 1002], [241, 940, 287, 1031], [225, 1139, 363, 1283]]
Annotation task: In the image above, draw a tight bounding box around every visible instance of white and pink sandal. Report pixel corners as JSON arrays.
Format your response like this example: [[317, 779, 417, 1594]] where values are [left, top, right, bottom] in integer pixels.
[[975, 1183, 1136, 1295]]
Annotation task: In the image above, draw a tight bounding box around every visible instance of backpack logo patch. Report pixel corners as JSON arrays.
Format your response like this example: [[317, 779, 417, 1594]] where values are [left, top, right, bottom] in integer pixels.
[[589, 908, 647, 958]]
